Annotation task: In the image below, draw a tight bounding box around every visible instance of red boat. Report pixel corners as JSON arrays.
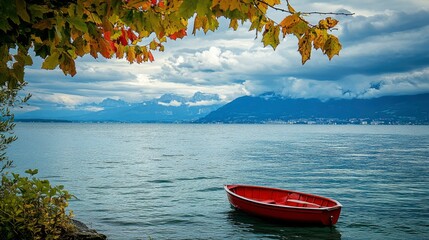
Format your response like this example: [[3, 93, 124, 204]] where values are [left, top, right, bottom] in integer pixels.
[[225, 184, 342, 226]]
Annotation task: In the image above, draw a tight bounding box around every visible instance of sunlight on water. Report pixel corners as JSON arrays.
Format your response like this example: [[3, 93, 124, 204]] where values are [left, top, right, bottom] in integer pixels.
[[8, 123, 429, 240]]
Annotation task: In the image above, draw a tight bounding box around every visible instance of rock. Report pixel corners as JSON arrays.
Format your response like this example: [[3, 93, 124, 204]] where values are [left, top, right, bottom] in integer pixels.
[[62, 219, 107, 240]]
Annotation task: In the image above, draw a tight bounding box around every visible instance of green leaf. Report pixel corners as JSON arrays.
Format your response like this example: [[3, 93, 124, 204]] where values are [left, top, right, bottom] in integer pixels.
[[67, 17, 88, 33], [25, 169, 38, 176], [0, 17, 12, 32], [16, 0, 30, 22], [41, 51, 60, 70], [179, 0, 197, 18], [24, 55, 33, 66], [196, 0, 212, 16], [27, 4, 51, 19], [262, 25, 280, 50]]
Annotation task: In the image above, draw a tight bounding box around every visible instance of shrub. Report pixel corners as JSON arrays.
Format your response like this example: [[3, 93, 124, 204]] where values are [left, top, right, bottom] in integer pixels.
[[0, 169, 75, 240]]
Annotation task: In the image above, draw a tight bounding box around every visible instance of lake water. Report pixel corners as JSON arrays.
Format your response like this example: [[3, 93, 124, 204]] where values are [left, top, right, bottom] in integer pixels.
[[7, 123, 429, 240]]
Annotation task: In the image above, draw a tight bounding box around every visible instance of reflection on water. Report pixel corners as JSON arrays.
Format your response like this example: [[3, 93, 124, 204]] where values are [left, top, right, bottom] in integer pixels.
[[226, 209, 341, 240]]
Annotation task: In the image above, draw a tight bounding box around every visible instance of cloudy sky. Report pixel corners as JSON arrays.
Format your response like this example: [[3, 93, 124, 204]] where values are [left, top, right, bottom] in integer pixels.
[[22, 0, 429, 110]]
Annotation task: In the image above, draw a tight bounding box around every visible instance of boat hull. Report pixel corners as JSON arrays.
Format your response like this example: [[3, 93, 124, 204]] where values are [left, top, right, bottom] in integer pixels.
[[225, 184, 342, 226]]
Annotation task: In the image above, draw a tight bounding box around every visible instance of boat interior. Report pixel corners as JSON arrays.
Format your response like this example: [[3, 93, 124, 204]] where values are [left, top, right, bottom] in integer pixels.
[[229, 185, 337, 208]]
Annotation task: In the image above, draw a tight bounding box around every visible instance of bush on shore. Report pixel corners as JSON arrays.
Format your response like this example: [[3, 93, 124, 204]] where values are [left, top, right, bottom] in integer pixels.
[[0, 169, 75, 240]]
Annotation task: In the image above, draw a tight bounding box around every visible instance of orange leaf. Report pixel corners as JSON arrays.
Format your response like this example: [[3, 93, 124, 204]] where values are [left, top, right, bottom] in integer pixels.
[[326, 17, 339, 28], [116, 44, 125, 59], [126, 46, 136, 62], [99, 39, 113, 58], [128, 0, 151, 10], [169, 32, 178, 40], [104, 31, 111, 40], [158, 0, 165, 8], [136, 53, 143, 63]]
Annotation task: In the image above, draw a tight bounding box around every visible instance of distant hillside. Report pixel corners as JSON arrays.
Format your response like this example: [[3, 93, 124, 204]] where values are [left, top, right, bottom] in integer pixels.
[[197, 93, 429, 124], [15, 92, 224, 123]]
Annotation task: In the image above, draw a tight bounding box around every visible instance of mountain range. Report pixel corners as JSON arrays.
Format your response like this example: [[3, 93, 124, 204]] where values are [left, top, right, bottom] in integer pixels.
[[15, 92, 429, 124], [15, 92, 224, 123], [198, 92, 429, 124]]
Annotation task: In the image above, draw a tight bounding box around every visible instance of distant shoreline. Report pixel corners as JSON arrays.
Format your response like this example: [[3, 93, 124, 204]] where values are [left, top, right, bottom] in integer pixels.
[[15, 119, 429, 125]]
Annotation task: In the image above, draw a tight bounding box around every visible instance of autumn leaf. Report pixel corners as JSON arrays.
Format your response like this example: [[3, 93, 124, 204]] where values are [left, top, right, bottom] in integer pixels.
[[312, 28, 327, 50], [32, 19, 55, 30], [265, 0, 281, 5], [116, 44, 125, 58], [318, 19, 329, 29], [323, 35, 342, 60], [128, 0, 151, 10], [98, 38, 113, 58], [169, 29, 187, 40], [287, 3, 296, 14], [262, 24, 280, 50], [298, 32, 312, 64], [148, 51, 154, 62], [41, 51, 60, 70], [229, 19, 239, 30], [89, 40, 98, 59], [73, 37, 89, 57], [127, 29, 138, 43], [126, 46, 136, 62], [59, 52, 77, 76], [119, 29, 128, 45], [103, 31, 111, 40], [229, 0, 241, 11], [326, 17, 339, 28], [158, 0, 165, 8], [149, 40, 158, 50], [280, 14, 300, 37]]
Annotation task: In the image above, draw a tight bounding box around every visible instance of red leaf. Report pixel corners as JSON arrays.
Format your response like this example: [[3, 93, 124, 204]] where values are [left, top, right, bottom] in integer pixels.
[[151, 0, 157, 5], [119, 29, 128, 45], [180, 29, 187, 37], [104, 31, 111, 40], [148, 51, 154, 62], [168, 29, 187, 40], [169, 32, 178, 40], [109, 41, 117, 52], [127, 29, 138, 42]]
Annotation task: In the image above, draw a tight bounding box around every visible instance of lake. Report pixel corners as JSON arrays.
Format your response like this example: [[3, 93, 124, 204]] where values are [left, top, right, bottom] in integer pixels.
[[7, 123, 429, 239]]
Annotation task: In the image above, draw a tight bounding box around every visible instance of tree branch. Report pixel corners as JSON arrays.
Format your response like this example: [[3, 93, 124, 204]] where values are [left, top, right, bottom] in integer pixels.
[[256, 0, 355, 16]]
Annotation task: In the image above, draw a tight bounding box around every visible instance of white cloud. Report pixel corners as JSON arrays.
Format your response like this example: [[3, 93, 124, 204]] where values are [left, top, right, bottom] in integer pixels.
[[158, 100, 182, 107], [186, 100, 224, 106], [82, 106, 104, 112]]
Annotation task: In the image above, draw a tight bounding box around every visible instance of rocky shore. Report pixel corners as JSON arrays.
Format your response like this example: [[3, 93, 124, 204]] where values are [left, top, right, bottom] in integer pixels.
[[62, 219, 107, 240]]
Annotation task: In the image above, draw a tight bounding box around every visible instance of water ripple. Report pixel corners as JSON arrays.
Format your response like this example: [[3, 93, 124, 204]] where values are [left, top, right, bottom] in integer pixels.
[[9, 123, 429, 240]]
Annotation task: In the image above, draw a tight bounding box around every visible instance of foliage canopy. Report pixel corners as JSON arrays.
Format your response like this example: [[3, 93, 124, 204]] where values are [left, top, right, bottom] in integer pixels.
[[1, 0, 347, 92]]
